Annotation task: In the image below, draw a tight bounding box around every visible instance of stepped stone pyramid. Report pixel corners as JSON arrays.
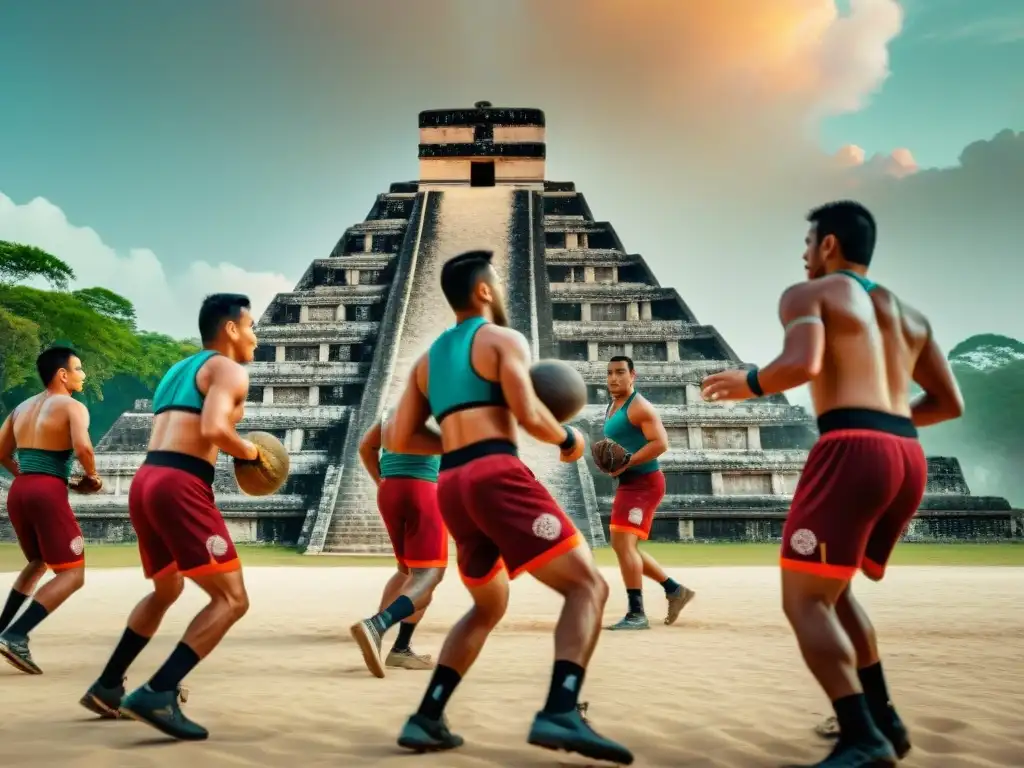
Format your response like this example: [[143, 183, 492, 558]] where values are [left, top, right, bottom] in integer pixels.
[[3, 102, 1017, 551]]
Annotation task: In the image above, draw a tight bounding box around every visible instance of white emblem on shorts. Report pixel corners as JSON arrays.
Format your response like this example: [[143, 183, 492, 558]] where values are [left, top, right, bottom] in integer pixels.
[[532, 513, 562, 541], [206, 535, 229, 558], [789, 528, 818, 556], [627, 507, 644, 526], [69, 536, 84, 556]]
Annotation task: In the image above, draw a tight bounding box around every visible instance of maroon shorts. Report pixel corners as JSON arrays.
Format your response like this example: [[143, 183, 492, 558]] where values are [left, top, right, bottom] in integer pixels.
[[437, 440, 582, 587], [6, 474, 84, 572], [781, 409, 927, 582], [378, 477, 448, 568], [609, 469, 666, 540], [129, 452, 240, 580]]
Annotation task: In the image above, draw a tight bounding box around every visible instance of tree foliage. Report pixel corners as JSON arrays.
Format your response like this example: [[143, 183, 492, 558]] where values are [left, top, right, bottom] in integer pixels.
[[0, 240, 199, 436], [0, 240, 76, 290]]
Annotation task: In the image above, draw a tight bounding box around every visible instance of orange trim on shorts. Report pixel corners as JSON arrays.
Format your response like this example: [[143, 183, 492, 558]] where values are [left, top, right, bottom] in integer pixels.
[[460, 558, 506, 588], [149, 563, 180, 581], [404, 558, 448, 569], [860, 557, 885, 582], [48, 559, 84, 573], [509, 531, 584, 580], [181, 557, 241, 578], [608, 523, 649, 541], [779, 557, 857, 580]]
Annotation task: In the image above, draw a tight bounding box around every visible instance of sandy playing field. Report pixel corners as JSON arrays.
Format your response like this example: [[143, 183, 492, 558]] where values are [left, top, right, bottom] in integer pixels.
[[1, 565, 1021, 767]]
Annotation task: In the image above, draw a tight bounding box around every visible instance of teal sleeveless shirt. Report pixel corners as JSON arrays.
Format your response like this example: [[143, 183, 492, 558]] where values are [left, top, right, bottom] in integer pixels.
[[603, 390, 659, 475], [379, 447, 440, 482], [836, 269, 877, 292], [16, 448, 73, 481], [152, 350, 220, 415], [426, 316, 506, 422]]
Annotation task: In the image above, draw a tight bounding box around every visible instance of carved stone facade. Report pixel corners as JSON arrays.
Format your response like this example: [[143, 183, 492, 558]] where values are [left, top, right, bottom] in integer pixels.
[[3, 104, 1017, 551]]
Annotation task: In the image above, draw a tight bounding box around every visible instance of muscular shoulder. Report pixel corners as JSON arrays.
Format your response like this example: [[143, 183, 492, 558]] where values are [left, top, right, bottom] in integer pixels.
[[202, 354, 248, 389], [627, 393, 659, 424], [479, 324, 531, 360]]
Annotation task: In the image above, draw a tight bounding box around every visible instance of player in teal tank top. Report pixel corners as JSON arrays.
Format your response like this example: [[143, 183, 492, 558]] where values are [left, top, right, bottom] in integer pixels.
[[0, 346, 101, 675], [600, 356, 696, 631], [350, 412, 446, 676], [383, 250, 632, 765]]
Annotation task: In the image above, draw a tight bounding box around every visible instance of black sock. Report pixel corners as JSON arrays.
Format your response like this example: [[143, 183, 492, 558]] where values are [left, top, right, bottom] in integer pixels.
[[627, 589, 644, 615], [543, 660, 586, 714], [832, 693, 878, 742], [416, 664, 462, 721], [0, 589, 29, 632], [661, 577, 680, 595], [372, 595, 415, 634], [4, 600, 49, 638], [858, 662, 895, 720], [393, 622, 417, 652], [99, 628, 151, 688], [147, 642, 201, 694]]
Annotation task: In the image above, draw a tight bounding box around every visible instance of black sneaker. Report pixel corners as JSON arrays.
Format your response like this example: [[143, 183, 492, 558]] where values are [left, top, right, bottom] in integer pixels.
[[80, 678, 127, 718], [119, 685, 208, 741], [397, 713, 464, 752], [605, 613, 650, 631], [0, 634, 42, 675], [528, 708, 634, 765]]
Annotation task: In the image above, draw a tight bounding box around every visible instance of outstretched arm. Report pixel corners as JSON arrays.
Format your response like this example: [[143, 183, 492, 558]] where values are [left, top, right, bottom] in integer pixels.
[[200, 359, 258, 461], [358, 420, 384, 485], [387, 356, 443, 455], [0, 413, 18, 477], [910, 323, 964, 427]]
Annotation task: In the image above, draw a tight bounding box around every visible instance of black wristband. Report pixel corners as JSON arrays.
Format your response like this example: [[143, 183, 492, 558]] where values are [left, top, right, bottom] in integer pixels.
[[559, 427, 576, 451], [746, 367, 764, 397]]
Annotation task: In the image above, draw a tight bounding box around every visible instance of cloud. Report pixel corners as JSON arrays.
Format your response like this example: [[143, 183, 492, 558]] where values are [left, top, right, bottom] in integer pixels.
[[0, 192, 293, 339], [835, 145, 919, 178]]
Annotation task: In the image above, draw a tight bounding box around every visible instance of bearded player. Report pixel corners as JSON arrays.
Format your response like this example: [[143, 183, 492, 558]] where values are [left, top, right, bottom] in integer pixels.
[[701, 201, 964, 767], [80, 294, 265, 742], [0, 347, 102, 674], [600, 356, 694, 630], [388, 250, 633, 765], [350, 412, 446, 676]]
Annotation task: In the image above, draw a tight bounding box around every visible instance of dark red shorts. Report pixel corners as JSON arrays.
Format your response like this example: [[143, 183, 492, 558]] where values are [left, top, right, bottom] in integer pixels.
[[437, 440, 582, 586], [781, 409, 927, 582], [6, 474, 84, 572], [378, 477, 448, 568], [129, 452, 240, 580], [609, 469, 666, 540]]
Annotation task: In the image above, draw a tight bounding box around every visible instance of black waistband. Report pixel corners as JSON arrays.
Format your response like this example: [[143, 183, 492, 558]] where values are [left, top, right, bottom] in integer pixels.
[[144, 451, 216, 486], [817, 408, 918, 439], [440, 439, 518, 470]]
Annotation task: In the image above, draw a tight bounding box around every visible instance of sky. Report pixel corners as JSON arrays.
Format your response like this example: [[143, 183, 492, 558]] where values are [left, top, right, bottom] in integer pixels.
[[0, 0, 1022, 369]]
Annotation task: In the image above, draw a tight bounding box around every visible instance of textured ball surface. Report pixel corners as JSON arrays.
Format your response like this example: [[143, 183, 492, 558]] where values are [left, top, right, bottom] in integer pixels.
[[591, 438, 631, 474], [234, 431, 291, 496], [530, 359, 588, 423]]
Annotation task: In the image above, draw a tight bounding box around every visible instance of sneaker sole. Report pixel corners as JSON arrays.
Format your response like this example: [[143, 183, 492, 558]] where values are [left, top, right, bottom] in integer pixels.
[[118, 704, 209, 741], [349, 622, 385, 678], [528, 733, 634, 765], [665, 589, 696, 625], [397, 735, 464, 753], [79, 693, 122, 719], [0, 645, 42, 675], [603, 624, 651, 631]]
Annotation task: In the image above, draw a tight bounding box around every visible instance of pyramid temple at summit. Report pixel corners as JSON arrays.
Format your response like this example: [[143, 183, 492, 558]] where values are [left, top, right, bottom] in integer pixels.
[[4, 102, 1017, 553]]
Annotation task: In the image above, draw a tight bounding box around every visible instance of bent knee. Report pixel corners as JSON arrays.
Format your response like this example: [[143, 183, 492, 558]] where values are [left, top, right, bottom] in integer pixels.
[[57, 565, 86, 589], [226, 590, 250, 619], [567, 564, 609, 606]]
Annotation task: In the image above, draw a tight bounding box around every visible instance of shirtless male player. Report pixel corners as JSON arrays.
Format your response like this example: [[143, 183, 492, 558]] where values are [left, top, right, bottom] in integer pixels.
[[602, 355, 695, 630], [386, 250, 633, 765], [350, 412, 446, 675], [701, 201, 964, 768], [0, 346, 101, 674], [80, 293, 264, 742]]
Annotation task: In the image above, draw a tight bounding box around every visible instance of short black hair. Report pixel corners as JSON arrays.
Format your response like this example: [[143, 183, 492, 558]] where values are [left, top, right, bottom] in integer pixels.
[[37, 346, 78, 386], [440, 250, 494, 310], [807, 201, 877, 267], [609, 355, 634, 372], [198, 293, 252, 343]]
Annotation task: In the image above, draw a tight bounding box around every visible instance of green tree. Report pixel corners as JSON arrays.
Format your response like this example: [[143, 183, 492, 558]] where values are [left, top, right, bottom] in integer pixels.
[[0, 241, 76, 290], [0, 307, 40, 415], [73, 286, 138, 329]]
